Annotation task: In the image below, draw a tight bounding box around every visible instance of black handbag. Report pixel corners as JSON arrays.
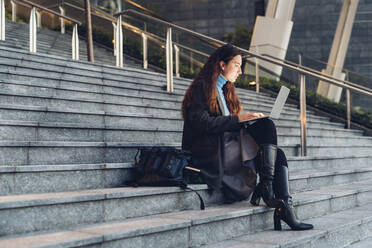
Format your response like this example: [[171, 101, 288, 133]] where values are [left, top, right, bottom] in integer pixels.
[[132, 147, 205, 210]]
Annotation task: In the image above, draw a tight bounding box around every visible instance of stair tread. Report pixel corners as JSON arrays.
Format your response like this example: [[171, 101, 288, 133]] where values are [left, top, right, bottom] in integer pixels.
[[0, 139, 370, 148], [1, 177, 372, 215], [0, 119, 363, 137], [1, 18, 371, 248], [0, 154, 370, 171], [1, 180, 372, 247], [348, 235, 372, 248], [200, 203, 372, 248]]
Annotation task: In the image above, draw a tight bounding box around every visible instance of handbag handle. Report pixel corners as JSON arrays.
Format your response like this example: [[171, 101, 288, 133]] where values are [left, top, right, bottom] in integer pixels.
[[184, 166, 200, 173]]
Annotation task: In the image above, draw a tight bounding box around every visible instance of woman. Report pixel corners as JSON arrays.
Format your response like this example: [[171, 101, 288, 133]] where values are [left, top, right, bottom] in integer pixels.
[[181, 44, 313, 231]]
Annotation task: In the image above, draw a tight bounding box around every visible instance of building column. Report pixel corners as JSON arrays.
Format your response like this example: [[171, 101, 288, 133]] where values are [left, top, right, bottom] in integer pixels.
[[248, 0, 296, 80], [317, 0, 359, 103]]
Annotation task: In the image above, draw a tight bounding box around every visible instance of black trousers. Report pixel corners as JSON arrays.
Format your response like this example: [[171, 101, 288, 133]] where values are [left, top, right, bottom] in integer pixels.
[[244, 118, 288, 167], [245, 118, 289, 199]]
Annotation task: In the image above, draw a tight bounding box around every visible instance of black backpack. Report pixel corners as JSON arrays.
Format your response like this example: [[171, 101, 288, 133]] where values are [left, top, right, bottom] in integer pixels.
[[132, 147, 205, 210]]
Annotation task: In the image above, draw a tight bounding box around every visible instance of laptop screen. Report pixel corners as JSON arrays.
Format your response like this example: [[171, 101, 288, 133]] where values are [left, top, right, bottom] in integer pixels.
[[269, 86, 290, 119]]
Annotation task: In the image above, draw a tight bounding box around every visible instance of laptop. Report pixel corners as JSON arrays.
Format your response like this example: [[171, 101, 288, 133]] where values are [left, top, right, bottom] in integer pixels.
[[240, 86, 290, 123]]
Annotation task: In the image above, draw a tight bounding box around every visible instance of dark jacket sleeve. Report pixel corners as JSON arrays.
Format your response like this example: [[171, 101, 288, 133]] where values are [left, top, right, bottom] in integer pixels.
[[186, 82, 242, 134]]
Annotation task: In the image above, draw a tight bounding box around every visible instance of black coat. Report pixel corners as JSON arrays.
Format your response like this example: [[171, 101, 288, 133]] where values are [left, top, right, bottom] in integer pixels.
[[182, 80, 242, 190]]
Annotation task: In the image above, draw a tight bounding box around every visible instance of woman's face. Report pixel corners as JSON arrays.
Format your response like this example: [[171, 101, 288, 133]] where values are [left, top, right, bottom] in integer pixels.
[[220, 55, 242, 83]]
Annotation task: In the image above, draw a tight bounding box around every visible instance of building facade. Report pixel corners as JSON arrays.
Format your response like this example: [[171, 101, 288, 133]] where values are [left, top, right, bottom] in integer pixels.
[[136, 0, 372, 109]]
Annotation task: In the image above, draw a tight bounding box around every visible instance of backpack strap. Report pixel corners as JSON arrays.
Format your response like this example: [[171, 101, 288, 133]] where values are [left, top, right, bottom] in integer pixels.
[[180, 181, 205, 210]]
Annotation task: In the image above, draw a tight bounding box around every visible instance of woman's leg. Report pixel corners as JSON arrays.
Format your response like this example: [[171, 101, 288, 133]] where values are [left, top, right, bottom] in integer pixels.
[[244, 118, 277, 146], [273, 148, 313, 230], [274, 148, 289, 201], [246, 118, 282, 207]]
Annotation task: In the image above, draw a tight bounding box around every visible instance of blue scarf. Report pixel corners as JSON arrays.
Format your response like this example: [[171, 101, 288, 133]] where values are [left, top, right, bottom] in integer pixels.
[[216, 74, 230, 116]]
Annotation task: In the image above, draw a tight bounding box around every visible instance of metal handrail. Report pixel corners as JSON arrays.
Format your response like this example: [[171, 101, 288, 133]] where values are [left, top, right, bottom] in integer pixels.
[[251, 43, 372, 94], [16, 0, 81, 25], [254, 42, 372, 81], [5, 0, 81, 58], [114, 8, 372, 157], [92, 4, 211, 59], [62, 1, 209, 63], [261, 53, 372, 94], [115, 9, 372, 97]]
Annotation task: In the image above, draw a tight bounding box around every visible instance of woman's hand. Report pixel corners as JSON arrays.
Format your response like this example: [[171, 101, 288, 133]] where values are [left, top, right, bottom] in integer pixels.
[[238, 112, 265, 122]]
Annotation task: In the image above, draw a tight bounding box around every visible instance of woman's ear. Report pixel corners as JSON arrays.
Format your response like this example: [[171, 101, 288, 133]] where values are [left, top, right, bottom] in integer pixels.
[[219, 61, 225, 71]]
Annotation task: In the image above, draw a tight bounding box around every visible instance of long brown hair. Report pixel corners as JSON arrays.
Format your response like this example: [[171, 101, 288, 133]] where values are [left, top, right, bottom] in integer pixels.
[[182, 44, 242, 119]]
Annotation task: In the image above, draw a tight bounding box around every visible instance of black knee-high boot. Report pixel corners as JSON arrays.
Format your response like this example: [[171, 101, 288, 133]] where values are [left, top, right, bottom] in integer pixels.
[[273, 164, 313, 231], [250, 144, 283, 208]]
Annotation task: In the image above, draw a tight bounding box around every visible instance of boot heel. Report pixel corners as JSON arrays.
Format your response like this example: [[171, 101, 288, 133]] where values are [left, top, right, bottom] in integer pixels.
[[250, 184, 262, 206], [250, 192, 261, 206], [274, 209, 282, 230]]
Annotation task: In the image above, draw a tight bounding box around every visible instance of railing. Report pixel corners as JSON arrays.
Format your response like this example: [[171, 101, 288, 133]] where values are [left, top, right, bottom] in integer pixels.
[[0, 0, 81, 59], [59, 1, 208, 75], [1, 1, 371, 157], [0, 0, 6, 40], [114, 9, 372, 156], [250, 43, 372, 130]]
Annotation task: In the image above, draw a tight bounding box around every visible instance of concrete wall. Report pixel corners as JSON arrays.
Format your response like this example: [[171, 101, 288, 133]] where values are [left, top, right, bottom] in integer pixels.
[[136, 0, 257, 39], [137, 0, 372, 110]]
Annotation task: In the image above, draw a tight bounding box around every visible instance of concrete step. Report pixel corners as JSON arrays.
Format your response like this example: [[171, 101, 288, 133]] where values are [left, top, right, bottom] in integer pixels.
[[0, 111, 363, 143], [0, 141, 154, 166], [0, 76, 331, 122], [0, 119, 183, 143], [1, 179, 372, 246], [0, 185, 221, 237], [2, 19, 162, 67], [288, 155, 372, 172], [348, 235, 372, 248], [290, 166, 372, 193], [2, 24, 139, 67], [0, 46, 131, 71], [283, 143, 372, 157], [0, 44, 175, 80], [1, 158, 371, 196], [0, 67, 303, 116], [0, 119, 368, 145], [0, 163, 134, 196], [0, 38, 116, 64], [3, 32, 115, 57], [0, 45, 332, 121], [0, 76, 344, 127], [0, 84, 333, 129], [4, 22, 114, 55], [0, 90, 339, 129], [0, 140, 370, 166], [4, 25, 113, 52], [0, 45, 312, 110], [200, 203, 372, 248], [278, 133, 371, 145]]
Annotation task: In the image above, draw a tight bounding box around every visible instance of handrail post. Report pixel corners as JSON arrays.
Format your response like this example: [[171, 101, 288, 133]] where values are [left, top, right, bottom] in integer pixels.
[[346, 88, 351, 129], [166, 27, 173, 92], [298, 53, 307, 156], [116, 15, 123, 67], [255, 46, 260, 93], [174, 44, 180, 77], [59, 6, 65, 34], [29, 7, 37, 53], [142, 32, 148, 69], [300, 73, 307, 156], [36, 10, 41, 28], [0, 0, 5, 41], [112, 22, 116, 56], [345, 71, 351, 129], [190, 51, 194, 74], [11, 0, 16, 22], [72, 23, 79, 60]]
